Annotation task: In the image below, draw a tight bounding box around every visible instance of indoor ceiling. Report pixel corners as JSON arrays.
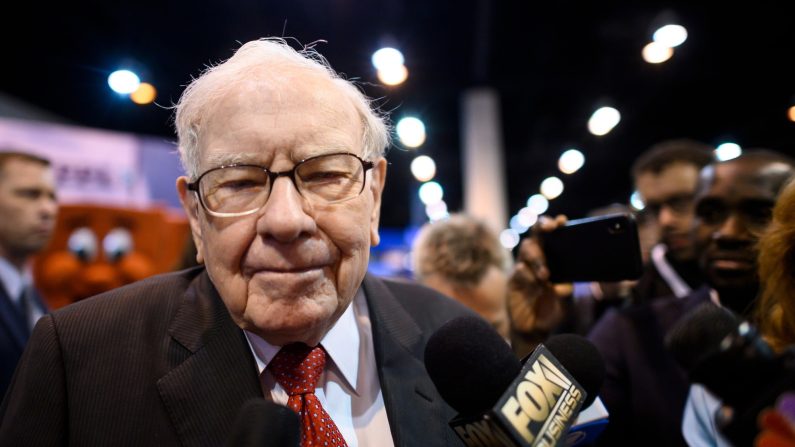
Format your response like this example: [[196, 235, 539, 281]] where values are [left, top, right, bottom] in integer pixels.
[[3, 1, 795, 229]]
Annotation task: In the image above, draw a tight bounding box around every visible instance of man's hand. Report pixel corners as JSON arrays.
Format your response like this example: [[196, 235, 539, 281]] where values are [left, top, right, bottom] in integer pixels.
[[507, 215, 573, 335]]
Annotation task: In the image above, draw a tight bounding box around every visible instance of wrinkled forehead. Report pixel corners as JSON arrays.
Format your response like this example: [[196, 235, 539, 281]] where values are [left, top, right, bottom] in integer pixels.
[[214, 68, 357, 116], [697, 161, 791, 201], [197, 69, 364, 164]]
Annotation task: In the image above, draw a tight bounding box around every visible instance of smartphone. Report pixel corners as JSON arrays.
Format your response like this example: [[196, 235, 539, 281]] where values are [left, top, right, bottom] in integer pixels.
[[539, 213, 643, 283]]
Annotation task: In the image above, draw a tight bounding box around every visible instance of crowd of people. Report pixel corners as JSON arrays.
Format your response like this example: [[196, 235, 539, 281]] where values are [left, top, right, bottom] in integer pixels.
[[1, 37, 794, 447]]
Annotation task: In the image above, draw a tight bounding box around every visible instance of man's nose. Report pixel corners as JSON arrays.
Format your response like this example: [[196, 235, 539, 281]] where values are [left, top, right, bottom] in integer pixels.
[[713, 213, 750, 243], [39, 195, 58, 220], [255, 177, 317, 243], [657, 205, 677, 229]]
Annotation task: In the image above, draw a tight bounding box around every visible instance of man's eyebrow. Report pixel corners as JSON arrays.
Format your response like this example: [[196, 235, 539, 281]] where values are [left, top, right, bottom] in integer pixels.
[[204, 152, 262, 167]]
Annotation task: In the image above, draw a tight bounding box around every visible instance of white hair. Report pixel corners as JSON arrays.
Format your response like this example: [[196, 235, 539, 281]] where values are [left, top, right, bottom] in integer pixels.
[[173, 38, 391, 179]]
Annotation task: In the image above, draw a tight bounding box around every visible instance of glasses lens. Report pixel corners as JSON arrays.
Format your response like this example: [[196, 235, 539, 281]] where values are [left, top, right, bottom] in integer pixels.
[[200, 166, 269, 214], [296, 154, 366, 203], [668, 195, 694, 214]]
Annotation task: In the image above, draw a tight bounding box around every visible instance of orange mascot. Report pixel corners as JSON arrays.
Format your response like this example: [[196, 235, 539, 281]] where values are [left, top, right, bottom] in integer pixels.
[[33, 204, 191, 310]]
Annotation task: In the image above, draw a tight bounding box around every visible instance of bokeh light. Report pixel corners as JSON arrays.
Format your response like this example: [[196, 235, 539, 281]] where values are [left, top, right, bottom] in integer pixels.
[[558, 149, 585, 174], [588, 106, 621, 136], [410, 155, 436, 182], [108, 70, 141, 94], [397, 117, 426, 148]]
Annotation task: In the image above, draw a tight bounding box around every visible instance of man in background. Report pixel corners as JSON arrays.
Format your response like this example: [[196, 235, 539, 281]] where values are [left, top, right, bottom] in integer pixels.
[[631, 139, 714, 302], [507, 139, 715, 353], [412, 213, 512, 339], [589, 150, 795, 446], [0, 151, 57, 397]]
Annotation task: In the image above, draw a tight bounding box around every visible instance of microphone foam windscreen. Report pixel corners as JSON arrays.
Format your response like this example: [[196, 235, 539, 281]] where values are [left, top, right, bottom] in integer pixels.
[[424, 316, 522, 415], [545, 334, 606, 408], [664, 302, 741, 372], [225, 398, 300, 447]]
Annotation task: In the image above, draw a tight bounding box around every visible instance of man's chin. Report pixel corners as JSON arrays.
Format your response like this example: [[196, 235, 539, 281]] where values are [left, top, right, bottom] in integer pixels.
[[707, 267, 757, 291], [246, 312, 333, 346], [660, 239, 691, 260]]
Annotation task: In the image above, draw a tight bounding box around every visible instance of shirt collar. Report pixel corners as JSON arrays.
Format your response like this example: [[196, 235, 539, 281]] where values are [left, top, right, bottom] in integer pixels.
[[244, 287, 363, 392], [0, 256, 27, 302]]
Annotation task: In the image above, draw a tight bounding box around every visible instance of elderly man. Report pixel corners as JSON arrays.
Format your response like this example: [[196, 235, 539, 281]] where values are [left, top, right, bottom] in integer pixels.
[[0, 152, 57, 398], [0, 39, 474, 446]]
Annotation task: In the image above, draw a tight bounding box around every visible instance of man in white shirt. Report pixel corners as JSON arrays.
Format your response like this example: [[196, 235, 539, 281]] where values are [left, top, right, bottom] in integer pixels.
[[0, 151, 57, 398]]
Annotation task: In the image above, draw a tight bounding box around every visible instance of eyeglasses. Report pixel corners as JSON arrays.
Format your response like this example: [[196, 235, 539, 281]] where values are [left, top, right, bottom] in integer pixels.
[[187, 152, 374, 217], [642, 193, 695, 218]]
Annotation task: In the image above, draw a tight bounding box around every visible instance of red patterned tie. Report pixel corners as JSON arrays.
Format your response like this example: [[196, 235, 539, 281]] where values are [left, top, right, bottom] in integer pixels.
[[268, 343, 348, 447]]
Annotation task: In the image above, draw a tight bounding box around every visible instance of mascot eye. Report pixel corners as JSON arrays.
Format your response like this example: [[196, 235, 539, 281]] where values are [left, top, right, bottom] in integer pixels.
[[104, 228, 134, 262], [67, 227, 98, 262]]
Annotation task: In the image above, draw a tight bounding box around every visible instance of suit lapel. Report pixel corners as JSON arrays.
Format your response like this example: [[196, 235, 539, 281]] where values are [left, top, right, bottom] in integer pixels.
[[362, 274, 453, 447], [157, 271, 262, 447]]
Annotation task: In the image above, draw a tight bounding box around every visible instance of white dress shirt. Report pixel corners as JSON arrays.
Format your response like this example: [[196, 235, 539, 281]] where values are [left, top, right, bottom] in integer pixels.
[[245, 287, 395, 447], [0, 257, 43, 330]]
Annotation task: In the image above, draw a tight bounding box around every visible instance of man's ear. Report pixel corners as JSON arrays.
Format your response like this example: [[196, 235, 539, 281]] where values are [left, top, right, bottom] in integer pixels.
[[176, 176, 205, 264], [368, 158, 387, 247]]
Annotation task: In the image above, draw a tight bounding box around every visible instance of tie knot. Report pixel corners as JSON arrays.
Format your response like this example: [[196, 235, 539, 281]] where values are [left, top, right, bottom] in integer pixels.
[[269, 343, 326, 395]]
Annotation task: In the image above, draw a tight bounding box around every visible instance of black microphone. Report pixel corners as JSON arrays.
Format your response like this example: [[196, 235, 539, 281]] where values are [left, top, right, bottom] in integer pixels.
[[424, 316, 605, 446], [666, 303, 795, 446], [665, 302, 742, 373], [225, 398, 300, 447]]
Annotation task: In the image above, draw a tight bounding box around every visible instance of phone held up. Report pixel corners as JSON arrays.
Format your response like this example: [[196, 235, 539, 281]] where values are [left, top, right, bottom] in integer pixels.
[[539, 213, 644, 283]]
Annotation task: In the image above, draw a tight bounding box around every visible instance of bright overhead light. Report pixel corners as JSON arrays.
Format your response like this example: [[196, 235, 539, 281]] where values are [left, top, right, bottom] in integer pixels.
[[540, 176, 564, 200], [510, 215, 531, 234], [425, 200, 449, 222], [558, 149, 585, 174], [642, 41, 674, 64], [630, 191, 645, 211], [130, 82, 157, 105], [526, 194, 549, 215], [371, 47, 405, 71], [714, 142, 742, 161], [517, 207, 538, 228], [377, 64, 408, 86], [653, 24, 688, 48], [788, 106, 795, 122], [410, 155, 436, 182], [499, 229, 521, 250], [397, 117, 426, 148], [588, 106, 621, 136], [418, 181, 444, 205], [108, 69, 141, 94]]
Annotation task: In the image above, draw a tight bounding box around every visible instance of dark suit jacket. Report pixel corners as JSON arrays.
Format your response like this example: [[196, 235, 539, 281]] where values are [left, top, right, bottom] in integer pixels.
[[0, 267, 475, 446], [0, 279, 48, 398], [587, 286, 711, 447]]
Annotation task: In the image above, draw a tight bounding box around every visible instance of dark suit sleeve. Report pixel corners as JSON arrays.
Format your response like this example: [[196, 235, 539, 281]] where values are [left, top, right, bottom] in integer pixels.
[[0, 315, 68, 446]]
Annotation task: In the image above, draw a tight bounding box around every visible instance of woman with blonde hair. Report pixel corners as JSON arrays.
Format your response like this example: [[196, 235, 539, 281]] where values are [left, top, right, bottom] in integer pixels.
[[756, 177, 795, 351]]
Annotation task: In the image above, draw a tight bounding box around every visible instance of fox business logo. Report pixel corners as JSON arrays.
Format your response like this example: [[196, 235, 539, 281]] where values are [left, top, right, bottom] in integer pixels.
[[500, 352, 585, 446], [453, 418, 514, 447]]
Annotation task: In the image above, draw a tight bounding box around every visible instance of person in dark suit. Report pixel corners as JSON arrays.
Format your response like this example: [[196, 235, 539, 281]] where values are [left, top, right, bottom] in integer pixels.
[[0, 151, 57, 398], [0, 38, 475, 446]]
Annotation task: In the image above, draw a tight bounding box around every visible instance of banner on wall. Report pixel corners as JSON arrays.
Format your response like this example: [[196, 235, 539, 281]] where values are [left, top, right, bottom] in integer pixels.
[[0, 117, 151, 206]]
